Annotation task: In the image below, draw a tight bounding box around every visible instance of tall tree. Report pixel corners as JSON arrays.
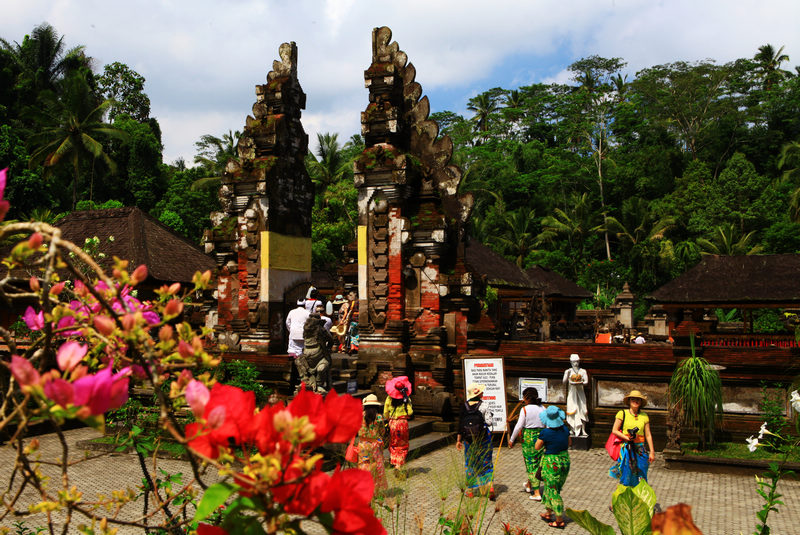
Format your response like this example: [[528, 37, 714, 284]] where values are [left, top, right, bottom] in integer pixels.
[[567, 56, 627, 261], [467, 88, 502, 143], [306, 132, 351, 202], [27, 73, 127, 209], [96, 62, 151, 121]]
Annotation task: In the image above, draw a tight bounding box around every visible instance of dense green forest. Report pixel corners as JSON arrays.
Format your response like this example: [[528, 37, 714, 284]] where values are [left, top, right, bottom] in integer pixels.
[[3, 24, 800, 315]]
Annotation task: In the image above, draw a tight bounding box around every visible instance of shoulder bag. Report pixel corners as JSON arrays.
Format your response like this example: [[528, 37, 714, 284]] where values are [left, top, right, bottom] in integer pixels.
[[604, 410, 627, 461]]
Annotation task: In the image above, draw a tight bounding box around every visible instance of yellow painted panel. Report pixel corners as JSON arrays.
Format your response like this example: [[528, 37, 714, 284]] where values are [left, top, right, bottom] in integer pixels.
[[261, 231, 311, 272], [358, 225, 367, 266]]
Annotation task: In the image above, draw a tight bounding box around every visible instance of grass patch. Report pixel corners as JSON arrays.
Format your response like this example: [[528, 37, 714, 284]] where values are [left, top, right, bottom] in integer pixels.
[[682, 442, 800, 463], [91, 435, 188, 457]]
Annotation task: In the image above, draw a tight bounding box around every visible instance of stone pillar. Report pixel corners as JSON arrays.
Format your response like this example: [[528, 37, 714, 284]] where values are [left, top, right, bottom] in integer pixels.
[[205, 42, 313, 353]]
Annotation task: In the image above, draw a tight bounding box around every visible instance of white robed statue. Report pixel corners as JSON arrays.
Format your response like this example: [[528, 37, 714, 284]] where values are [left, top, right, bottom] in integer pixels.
[[562, 353, 589, 437]]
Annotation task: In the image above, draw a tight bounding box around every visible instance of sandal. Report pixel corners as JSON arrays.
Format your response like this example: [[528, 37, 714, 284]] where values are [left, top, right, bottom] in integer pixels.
[[530, 494, 542, 501], [540, 513, 553, 522], [548, 521, 566, 529]]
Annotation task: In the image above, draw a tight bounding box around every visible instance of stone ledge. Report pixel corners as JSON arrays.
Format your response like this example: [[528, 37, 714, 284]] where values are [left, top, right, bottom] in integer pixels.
[[663, 451, 800, 477]]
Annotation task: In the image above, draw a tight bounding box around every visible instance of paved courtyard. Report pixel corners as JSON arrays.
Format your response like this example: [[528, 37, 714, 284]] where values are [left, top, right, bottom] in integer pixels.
[[1, 428, 798, 534]]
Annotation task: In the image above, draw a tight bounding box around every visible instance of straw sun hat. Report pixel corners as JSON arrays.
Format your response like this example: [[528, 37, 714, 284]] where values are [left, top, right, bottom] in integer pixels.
[[623, 390, 648, 407], [362, 394, 382, 407]]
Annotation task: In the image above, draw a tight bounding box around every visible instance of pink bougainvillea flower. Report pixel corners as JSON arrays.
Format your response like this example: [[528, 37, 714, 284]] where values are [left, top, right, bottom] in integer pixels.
[[10, 355, 40, 390], [23, 306, 45, 331], [72, 365, 131, 415], [0, 168, 9, 222], [44, 377, 74, 407], [185, 380, 210, 419], [141, 309, 160, 325], [56, 341, 88, 372]]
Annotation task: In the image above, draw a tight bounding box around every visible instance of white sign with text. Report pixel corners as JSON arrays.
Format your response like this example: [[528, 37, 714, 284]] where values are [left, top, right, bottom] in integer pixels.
[[463, 357, 507, 433]]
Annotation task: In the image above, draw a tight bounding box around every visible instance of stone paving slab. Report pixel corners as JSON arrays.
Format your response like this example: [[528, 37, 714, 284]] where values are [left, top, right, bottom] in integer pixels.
[[2, 428, 798, 534]]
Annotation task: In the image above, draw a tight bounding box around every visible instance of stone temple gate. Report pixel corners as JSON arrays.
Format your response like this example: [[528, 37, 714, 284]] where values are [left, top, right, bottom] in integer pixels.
[[204, 28, 480, 411]]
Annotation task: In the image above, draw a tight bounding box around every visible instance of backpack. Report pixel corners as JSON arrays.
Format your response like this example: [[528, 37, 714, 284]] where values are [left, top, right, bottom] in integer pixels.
[[460, 401, 486, 441]]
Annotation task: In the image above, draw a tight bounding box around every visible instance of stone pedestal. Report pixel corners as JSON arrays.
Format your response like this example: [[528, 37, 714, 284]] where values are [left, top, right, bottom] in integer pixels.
[[570, 435, 591, 451]]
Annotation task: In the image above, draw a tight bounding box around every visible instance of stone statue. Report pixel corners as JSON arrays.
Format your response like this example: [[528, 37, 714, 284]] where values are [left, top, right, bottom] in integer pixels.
[[562, 353, 589, 437], [295, 313, 332, 394]]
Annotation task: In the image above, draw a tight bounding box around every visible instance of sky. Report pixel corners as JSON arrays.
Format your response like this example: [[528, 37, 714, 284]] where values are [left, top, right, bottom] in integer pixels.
[[3, 0, 800, 165]]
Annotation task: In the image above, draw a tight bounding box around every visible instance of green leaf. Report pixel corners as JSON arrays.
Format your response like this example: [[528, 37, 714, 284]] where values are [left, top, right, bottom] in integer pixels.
[[613, 480, 657, 516], [612, 486, 653, 535], [565, 508, 615, 535], [195, 482, 237, 522]]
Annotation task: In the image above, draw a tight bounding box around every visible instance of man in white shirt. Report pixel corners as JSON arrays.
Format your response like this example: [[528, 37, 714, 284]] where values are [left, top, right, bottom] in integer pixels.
[[286, 299, 309, 356], [633, 332, 646, 344]]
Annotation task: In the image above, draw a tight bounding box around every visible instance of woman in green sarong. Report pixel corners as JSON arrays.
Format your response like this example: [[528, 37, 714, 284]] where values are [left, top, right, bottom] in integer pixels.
[[535, 405, 571, 529], [508, 387, 546, 500]]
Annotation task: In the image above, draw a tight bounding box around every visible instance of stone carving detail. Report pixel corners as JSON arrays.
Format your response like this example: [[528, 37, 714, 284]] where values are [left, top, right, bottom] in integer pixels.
[[204, 42, 312, 349]]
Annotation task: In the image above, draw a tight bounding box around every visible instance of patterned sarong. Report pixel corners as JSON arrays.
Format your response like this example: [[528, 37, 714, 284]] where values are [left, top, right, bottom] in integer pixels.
[[357, 439, 387, 491], [609, 441, 649, 487], [388, 417, 409, 467], [464, 429, 494, 489], [521, 428, 543, 486], [541, 450, 570, 516]]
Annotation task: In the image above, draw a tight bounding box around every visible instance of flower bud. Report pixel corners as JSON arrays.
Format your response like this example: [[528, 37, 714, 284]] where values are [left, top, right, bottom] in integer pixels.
[[121, 314, 136, 332], [177, 340, 194, 360], [168, 282, 181, 295], [159, 324, 174, 343], [131, 265, 148, 285], [186, 380, 210, 419], [28, 232, 43, 249], [29, 277, 40, 292], [49, 281, 65, 295], [164, 299, 184, 318], [93, 315, 115, 336]]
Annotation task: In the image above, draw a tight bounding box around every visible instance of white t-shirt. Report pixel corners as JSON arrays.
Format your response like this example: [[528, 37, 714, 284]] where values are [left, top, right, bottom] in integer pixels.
[[510, 404, 546, 443], [286, 306, 309, 340]]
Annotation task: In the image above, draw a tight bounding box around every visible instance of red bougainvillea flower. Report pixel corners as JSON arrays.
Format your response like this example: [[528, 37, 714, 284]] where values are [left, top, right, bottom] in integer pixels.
[[23, 306, 45, 331], [186, 383, 256, 458], [197, 524, 228, 535], [56, 341, 88, 372], [10, 355, 41, 390], [287, 386, 362, 448], [320, 468, 386, 535], [0, 168, 9, 222]]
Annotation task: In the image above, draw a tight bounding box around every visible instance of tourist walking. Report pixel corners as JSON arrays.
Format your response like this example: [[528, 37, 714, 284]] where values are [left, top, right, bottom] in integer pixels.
[[508, 387, 545, 500], [609, 389, 655, 488], [355, 394, 388, 492], [535, 405, 571, 529], [456, 383, 495, 500], [384, 375, 413, 474]]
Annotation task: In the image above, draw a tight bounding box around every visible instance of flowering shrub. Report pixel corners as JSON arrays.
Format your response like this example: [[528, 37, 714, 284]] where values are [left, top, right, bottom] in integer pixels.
[[0, 167, 385, 534]]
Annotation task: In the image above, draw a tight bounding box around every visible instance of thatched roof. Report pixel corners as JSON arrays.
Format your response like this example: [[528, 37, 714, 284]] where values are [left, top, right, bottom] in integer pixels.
[[648, 254, 800, 305], [56, 207, 215, 284], [525, 265, 593, 299], [463, 240, 591, 299]]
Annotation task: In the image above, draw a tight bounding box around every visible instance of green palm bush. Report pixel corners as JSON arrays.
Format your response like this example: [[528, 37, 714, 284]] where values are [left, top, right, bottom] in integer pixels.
[[669, 334, 723, 449]]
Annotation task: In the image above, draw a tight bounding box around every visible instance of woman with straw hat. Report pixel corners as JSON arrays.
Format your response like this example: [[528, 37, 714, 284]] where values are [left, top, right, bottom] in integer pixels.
[[456, 383, 495, 500], [609, 389, 656, 489], [355, 394, 388, 491], [384, 376, 413, 474], [535, 405, 571, 529]]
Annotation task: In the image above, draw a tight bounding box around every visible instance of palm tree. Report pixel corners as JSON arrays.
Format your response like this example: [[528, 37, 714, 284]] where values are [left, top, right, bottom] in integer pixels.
[[496, 207, 537, 267], [696, 223, 763, 256], [191, 130, 240, 190], [467, 92, 500, 143], [0, 23, 88, 95], [604, 197, 675, 246], [28, 74, 128, 209], [754, 44, 790, 91], [306, 132, 351, 203]]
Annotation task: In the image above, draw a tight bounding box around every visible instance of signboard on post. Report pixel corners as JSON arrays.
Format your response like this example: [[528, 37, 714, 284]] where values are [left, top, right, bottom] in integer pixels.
[[518, 378, 548, 402], [462, 356, 507, 433]]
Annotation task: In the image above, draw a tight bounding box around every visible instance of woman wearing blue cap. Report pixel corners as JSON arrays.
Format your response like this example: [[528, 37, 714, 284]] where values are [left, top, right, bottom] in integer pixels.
[[535, 405, 571, 529]]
